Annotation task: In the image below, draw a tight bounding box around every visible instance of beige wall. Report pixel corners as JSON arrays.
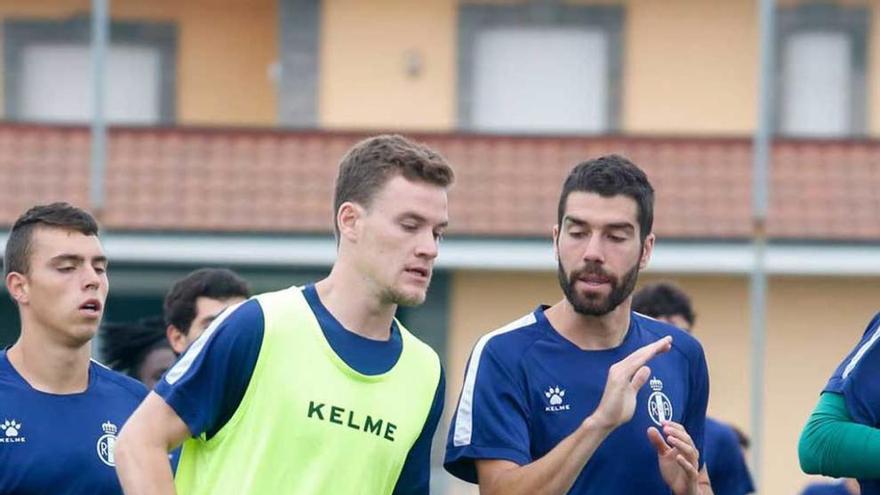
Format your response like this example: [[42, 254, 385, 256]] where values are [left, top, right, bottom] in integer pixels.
[[623, 0, 758, 134], [320, 0, 456, 130], [446, 270, 880, 494], [3, 0, 878, 135], [318, 0, 880, 136], [0, 0, 278, 126]]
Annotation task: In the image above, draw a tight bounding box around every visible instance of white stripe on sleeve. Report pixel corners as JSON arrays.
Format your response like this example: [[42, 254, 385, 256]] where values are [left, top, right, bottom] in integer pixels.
[[164, 301, 247, 385], [843, 322, 880, 380], [452, 313, 536, 447]]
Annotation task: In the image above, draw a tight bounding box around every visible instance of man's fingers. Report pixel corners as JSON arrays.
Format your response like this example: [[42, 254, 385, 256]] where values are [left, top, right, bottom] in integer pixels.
[[666, 435, 697, 462], [631, 365, 651, 391], [662, 422, 694, 443], [619, 336, 672, 374], [647, 427, 670, 455], [662, 422, 697, 461], [675, 454, 700, 480], [661, 421, 690, 438]]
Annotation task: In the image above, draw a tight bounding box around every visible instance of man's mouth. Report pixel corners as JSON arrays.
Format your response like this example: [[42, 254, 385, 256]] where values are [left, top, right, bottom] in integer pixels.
[[575, 269, 613, 288], [79, 299, 103, 316], [405, 267, 430, 279]]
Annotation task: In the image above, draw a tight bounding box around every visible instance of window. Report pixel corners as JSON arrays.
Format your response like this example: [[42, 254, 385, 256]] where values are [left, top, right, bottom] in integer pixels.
[[777, 4, 868, 137], [458, 3, 623, 134], [278, 0, 320, 126], [4, 17, 176, 124]]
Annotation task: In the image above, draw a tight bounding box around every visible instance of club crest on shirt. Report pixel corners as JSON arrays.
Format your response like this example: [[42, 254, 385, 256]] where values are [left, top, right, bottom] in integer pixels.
[[647, 376, 673, 426], [544, 386, 570, 412], [0, 419, 26, 443], [96, 421, 118, 466]]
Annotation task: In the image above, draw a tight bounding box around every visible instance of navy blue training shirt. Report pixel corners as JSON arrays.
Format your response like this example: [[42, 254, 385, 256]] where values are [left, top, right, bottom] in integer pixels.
[[0, 352, 147, 495], [445, 308, 709, 494]]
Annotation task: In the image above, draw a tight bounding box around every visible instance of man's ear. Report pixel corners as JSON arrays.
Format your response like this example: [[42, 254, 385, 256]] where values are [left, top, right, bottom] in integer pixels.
[[639, 233, 655, 270], [6, 272, 29, 305], [166, 325, 189, 355], [336, 202, 364, 243], [552, 224, 560, 261]]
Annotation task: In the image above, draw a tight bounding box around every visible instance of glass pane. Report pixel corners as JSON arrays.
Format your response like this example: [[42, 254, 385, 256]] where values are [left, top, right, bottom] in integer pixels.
[[782, 31, 851, 137], [20, 43, 161, 124], [472, 27, 608, 133]]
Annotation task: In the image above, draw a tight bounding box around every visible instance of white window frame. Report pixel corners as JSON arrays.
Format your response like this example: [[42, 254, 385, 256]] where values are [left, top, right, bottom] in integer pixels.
[[3, 16, 177, 124], [776, 3, 869, 138], [457, 3, 624, 134]]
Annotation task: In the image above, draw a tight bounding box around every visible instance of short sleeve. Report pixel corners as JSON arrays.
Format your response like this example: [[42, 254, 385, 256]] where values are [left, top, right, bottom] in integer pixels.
[[444, 342, 531, 483], [685, 343, 710, 469], [824, 313, 880, 427], [154, 299, 264, 439]]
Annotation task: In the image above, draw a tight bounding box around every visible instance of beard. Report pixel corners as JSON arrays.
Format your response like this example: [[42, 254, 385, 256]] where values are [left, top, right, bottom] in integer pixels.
[[380, 282, 429, 308], [558, 258, 641, 317], [388, 290, 425, 307]]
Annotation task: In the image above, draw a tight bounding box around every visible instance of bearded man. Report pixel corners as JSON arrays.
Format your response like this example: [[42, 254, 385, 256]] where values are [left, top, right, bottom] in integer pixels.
[[444, 155, 712, 495]]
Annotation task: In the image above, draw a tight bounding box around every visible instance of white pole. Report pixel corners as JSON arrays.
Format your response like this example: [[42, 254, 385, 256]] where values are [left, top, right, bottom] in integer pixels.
[[90, 0, 109, 211], [751, 0, 775, 488]]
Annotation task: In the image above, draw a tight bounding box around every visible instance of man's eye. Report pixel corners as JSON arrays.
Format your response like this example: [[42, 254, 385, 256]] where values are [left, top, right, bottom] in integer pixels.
[[401, 223, 419, 231], [57, 266, 75, 272]]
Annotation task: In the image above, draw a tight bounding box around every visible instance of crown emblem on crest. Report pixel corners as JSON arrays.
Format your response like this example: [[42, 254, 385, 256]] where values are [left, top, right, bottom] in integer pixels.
[[101, 421, 118, 435], [649, 376, 663, 392]]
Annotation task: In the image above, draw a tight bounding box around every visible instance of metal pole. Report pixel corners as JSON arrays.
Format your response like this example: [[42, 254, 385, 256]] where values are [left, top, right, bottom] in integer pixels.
[[751, 0, 775, 489], [90, 0, 109, 211]]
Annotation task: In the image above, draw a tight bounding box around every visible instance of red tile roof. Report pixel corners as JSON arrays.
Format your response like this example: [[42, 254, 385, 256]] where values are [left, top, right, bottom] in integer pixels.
[[1, 123, 878, 241]]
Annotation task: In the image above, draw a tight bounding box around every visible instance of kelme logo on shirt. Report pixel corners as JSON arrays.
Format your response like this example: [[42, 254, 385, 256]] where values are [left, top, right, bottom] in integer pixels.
[[307, 401, 398, 442], [96, 421, 118, 466], [0, 419, 25, 443], [544, 386, 570, 412], [647, 377, 673, 426]]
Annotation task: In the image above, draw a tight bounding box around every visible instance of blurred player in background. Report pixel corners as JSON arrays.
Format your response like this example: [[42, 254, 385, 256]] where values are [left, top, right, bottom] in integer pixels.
[[800, 478, 860, 495], [100, 315, 175, 389], [445, 155, 711, 495], [0, 203, 146, 494], [116, 134, 453, 495], [163, 268, 250, 355], [633, 281, 755, 495]]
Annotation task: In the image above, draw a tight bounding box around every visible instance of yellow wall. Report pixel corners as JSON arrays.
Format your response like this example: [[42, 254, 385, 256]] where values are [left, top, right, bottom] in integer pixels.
[[3, 0, 878, 135], [446, 270, 880, 494], [320, 0, 456, 130], [623, 0, 758, 134], [0, 0, 277, 126], [317, 0, 880, 137]]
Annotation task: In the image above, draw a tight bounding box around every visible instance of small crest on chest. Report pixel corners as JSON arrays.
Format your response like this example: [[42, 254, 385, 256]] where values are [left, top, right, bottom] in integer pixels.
[[96, 421, 118, 466], [647, 377, 674, 426]]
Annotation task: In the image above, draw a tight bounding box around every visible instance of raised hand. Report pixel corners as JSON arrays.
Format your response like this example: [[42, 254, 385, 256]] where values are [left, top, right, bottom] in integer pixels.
[[648, 421, 701, 495], [590, 336, 672, 430]]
